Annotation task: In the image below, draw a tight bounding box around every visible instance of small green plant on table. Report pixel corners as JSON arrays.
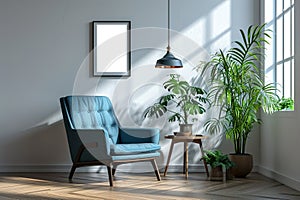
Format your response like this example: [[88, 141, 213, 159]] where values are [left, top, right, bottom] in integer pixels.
[[143, 74, 208, 133]]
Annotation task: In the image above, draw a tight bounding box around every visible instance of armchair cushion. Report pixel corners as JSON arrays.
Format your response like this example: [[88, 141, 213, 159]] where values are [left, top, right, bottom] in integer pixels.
[[111, 143, 160, 156], [66, 96, 120, 144], [111, 152, 160, 161], [119, 127, 160, 144]]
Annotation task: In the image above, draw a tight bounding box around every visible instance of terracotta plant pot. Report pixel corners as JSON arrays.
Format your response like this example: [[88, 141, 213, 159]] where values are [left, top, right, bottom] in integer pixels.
[[229, 154, 253, 178]]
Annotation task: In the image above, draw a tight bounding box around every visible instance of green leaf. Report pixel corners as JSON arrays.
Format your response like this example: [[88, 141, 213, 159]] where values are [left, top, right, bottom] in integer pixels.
[[159, 94, 176, 106], [184, 102, 206, 115], [143, 103, 167, 119], [168, 113, 182, 123], [190, 86, 205, 95]]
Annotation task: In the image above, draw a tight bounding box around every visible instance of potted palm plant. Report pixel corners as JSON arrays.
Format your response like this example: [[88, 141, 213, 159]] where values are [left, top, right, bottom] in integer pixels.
[[143, 74, 208, 135], [201, 24, 279, 177], [203, 150, 234, 181]]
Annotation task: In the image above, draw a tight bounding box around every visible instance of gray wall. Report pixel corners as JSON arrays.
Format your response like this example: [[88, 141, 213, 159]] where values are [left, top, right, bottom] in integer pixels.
[[0, 0, 260, 173]]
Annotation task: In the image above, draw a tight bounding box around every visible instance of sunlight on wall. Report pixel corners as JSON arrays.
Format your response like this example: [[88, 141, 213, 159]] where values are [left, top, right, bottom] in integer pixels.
[[178, 0, 231, 53], [210, 0, 231, 51]]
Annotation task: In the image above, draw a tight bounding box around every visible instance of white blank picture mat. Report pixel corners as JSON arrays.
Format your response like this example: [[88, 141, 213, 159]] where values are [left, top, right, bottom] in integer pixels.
[[96, 24, 128, 73]]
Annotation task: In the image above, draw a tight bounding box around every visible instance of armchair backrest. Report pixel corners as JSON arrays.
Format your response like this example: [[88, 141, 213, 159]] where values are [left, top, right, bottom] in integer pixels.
[[60, 96, 120, 144]]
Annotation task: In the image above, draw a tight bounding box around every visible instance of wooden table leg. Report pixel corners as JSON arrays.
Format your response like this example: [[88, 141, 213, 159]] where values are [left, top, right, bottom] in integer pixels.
[[198, 139, 209, 177], [184, 141, 188, 179], [183, 142, 186, 174], [164, 140, 175, 176]]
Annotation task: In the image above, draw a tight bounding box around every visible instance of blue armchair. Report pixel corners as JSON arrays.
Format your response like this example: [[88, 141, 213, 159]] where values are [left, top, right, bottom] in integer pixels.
[[60, 96, 161, 186]]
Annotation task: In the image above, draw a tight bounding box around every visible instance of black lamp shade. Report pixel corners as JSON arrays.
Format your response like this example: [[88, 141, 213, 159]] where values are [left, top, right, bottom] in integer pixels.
[[155, 51, 183, 68]]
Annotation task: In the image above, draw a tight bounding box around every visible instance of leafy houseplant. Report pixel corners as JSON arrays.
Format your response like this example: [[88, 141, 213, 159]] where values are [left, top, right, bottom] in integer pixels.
[[276, 97, 294, 111], [203, 150, 234, 181], [203, 150, 234, 169], [143, 74, 208, 134], [201, 24, 279, 177]]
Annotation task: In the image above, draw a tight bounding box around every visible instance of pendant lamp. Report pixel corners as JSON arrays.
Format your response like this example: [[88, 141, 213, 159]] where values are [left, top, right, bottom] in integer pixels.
[[155, 0, 183, 68]]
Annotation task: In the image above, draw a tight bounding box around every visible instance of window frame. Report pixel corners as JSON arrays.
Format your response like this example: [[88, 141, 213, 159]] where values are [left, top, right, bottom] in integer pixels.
[[262, 0, 295, 112]]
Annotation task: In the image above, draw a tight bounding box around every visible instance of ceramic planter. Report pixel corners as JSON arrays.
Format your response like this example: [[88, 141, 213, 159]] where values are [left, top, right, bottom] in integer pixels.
[[229, 154, 253, 178], [179, 124, 193, 136], [209, 166, 233, 181]]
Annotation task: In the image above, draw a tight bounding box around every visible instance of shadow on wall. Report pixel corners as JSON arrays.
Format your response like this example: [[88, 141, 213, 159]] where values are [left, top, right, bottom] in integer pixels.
[[0, 120, 71, 170]]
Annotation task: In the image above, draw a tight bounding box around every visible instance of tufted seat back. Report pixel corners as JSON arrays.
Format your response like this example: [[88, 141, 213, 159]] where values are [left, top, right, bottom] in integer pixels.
[[65, 96, 119, 144]]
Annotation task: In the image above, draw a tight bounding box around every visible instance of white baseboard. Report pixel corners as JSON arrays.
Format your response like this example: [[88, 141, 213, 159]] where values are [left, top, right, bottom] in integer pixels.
[[258, 166, 300, 191]]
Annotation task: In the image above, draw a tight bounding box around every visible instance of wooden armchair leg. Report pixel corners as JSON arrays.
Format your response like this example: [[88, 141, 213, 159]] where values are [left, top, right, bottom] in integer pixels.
[[151, 159, 161, 181], [69, 164, 76, 181], [107, 165, 114, 187], [112, 164, 117, 176]]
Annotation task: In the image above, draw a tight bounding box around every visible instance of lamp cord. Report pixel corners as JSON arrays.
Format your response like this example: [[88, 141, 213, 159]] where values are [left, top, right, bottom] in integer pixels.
[[167, 0, 170, 52]]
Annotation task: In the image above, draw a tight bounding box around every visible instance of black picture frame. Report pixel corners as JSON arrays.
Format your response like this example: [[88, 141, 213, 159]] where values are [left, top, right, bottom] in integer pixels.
[[93, 21, 131, 77]]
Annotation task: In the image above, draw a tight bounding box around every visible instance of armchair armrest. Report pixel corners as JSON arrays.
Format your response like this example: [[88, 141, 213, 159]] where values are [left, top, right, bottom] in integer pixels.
[[71, 129, 111, 160], [119, 127, 160, 144]]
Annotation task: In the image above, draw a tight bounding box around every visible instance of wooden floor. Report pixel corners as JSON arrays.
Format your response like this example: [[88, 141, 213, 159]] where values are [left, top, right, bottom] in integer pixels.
[[0, 172, 299, 200]]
